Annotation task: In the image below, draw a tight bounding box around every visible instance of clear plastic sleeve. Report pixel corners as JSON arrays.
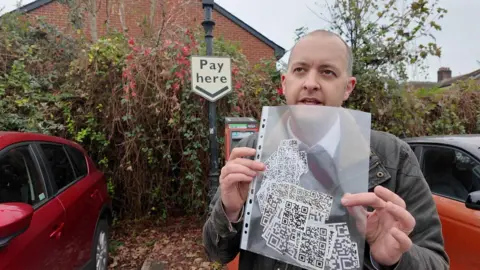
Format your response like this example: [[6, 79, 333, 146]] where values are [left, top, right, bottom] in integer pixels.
[[240, 105, 372, 270]]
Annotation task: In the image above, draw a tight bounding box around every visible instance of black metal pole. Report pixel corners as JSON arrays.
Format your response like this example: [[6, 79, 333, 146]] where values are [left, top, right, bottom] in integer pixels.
[[202, 0, 219, 202]]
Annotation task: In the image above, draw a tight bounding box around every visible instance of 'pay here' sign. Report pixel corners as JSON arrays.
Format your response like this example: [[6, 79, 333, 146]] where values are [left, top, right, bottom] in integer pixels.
[[191, 56, 232, 102]]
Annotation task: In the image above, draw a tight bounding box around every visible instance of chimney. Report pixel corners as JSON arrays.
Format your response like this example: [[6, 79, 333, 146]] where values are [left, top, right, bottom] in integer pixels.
[[437, 67, 452, 82]]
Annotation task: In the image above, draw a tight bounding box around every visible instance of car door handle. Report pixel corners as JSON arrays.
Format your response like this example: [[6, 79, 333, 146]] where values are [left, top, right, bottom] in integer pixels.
[[49, 222, 64, 240]]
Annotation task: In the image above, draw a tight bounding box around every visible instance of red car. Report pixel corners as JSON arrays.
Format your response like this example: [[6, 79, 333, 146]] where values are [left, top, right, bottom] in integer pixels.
[[0, 132, 112, 270]]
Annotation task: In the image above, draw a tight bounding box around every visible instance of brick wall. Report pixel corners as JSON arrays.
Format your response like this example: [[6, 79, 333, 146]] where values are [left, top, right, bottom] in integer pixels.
[[27, 0, 277, 65]]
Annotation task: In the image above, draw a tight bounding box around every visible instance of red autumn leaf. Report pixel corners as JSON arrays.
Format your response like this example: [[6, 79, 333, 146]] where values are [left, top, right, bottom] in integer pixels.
[[122, 70, 130, 79], [129, 80, 136, 90], [276, 87, 283, 95], [182, 46, 190, 56], [235, 82, 242, 90], [144, 48, 152, 56], [174, 71, 184, 79], [232, 66, 239, 75]]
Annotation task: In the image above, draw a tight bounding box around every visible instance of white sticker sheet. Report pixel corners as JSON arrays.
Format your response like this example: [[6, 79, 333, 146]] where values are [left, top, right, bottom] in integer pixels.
[[240, 106, 371, 270]]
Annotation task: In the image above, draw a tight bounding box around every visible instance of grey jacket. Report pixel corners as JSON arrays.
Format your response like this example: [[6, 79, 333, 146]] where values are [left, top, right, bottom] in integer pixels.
[[202, 130, 449, 270]]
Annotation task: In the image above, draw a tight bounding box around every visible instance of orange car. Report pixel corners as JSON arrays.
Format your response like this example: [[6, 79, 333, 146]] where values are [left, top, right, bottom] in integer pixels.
[[226, 135, 480, 270], [405, 135, 480, 270]]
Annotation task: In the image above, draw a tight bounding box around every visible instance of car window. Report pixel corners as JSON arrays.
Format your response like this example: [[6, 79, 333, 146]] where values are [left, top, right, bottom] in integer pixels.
[[65, 146, 88, 178], [408, 145, 416, 152], [421, 146, 480, 202], [40, 144, 76, 191], [0, 145, 46, 205]]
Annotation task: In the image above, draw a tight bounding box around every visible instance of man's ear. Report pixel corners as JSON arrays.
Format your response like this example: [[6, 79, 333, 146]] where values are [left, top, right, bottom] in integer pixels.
[[343, 76, 357, 101], [281, 74, 287, 95]]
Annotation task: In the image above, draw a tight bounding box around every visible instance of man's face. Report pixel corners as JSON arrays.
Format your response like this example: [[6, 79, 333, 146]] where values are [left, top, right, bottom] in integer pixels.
[[281, 34, 356, 107]]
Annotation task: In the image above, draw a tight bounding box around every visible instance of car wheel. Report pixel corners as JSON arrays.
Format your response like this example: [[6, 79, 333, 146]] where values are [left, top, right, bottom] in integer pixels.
[[92, 219, 109, 270]]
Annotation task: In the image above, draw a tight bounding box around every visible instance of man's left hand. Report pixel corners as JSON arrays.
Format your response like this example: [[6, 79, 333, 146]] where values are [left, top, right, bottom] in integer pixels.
[[341, 185, 416, 266]]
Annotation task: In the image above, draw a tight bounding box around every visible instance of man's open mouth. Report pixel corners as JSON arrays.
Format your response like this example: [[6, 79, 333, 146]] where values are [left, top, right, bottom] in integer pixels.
[[298, 98, 322, 105]]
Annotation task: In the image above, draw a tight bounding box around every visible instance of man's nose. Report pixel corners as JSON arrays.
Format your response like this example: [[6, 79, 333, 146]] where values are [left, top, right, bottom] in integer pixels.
[[302, 72, 320, 91]]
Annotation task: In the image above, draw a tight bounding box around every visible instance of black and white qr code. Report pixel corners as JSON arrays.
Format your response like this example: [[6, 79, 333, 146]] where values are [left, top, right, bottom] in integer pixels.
[[326, 223, 360, 270], [280, 199, 310, 231], [297, 228, 328, 269]]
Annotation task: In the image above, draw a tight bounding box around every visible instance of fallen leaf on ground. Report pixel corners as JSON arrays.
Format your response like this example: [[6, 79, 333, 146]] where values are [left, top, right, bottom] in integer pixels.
[[108, 216, 228, 270]]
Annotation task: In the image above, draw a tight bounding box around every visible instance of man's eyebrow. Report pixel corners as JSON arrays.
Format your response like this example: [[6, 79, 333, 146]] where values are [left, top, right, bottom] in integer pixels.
[[290, 60, 309, 66], [317, 63, 340, 70]]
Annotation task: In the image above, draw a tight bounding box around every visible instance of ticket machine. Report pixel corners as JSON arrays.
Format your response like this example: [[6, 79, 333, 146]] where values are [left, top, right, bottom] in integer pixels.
[[224, 117, 258, 270], [224, 117, 259, 160]]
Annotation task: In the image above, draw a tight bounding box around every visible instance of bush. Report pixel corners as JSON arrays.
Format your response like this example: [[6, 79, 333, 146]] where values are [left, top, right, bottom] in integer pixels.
[[346, 71, 480, 137], [0, 12, 283, 219]]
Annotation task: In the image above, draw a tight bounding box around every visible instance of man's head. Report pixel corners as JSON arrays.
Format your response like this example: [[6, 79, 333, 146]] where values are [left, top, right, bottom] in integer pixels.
[[281, 30, 356, 107]]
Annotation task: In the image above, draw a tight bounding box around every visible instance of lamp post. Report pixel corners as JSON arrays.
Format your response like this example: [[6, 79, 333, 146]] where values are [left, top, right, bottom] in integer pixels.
[[202, 0, 219, 202]]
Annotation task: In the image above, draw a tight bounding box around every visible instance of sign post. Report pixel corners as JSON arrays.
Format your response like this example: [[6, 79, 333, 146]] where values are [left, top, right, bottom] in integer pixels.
[[195, 0, 233, 202]]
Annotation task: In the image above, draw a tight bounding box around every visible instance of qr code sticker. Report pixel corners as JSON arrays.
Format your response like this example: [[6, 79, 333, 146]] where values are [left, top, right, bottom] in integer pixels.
[[256, 181, 269, 213], [265, 223, 288, 254], [260, 193, 283, 227], [263, 210, 298, 256], [267, 183, 291, 200], [280, 199, 311, 232], [325, 223, 360, 270], [296, 226, 329, 269], [271, 140, 305, 185], [292, 186, 334, 221], [297, 151, 308, 174], [263, 151, 279, 180], [262, 205, 283, 239]]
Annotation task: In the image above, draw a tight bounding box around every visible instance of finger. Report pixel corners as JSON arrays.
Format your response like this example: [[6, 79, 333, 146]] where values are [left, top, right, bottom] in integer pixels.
[[386, 202, 416, 232], [221, 173, 254, 186], [390, 227, 412, 252], [221, 163, 258, 178], [341, 193, 386, 209], [374, 186, 406, 208], [346, 205, 368, 219], [229, 147, 257, 161], [230, 158, 265, 171]]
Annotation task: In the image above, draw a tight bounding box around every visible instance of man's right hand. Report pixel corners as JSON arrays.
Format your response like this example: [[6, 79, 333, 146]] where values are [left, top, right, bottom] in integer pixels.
[[220, 147, 265, 222]]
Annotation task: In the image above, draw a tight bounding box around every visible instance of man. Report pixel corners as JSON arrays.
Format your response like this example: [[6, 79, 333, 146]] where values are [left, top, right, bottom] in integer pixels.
[[202, 29, 449, 270]]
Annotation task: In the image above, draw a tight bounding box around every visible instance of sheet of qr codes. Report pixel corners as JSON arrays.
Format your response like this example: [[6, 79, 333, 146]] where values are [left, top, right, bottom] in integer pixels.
[[240, 105, 372, 270]]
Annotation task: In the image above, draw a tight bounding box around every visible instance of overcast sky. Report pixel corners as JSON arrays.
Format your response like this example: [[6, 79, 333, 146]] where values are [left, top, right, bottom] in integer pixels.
[[2, 0, 479, 82]]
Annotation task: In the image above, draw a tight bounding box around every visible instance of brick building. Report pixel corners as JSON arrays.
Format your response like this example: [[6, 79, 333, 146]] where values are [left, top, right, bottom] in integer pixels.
[[15, 0, 285, 65]]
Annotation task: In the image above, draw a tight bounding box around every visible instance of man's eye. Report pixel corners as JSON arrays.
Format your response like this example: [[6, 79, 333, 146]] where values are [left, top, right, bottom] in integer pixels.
[[293, 67, 305, 73], [322, 70, 336, 76]]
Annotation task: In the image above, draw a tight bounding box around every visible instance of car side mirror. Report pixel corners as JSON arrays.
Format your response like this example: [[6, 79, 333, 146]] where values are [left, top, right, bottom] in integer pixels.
[[465, 190, 480, 210], [0, 203, 34, 248]]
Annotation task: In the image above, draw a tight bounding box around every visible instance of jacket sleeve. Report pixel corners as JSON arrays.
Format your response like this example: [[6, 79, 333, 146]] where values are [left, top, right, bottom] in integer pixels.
[[202, 187, 244, 264], [202, 133, 257, 264], [385, 140, 450, 270]]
